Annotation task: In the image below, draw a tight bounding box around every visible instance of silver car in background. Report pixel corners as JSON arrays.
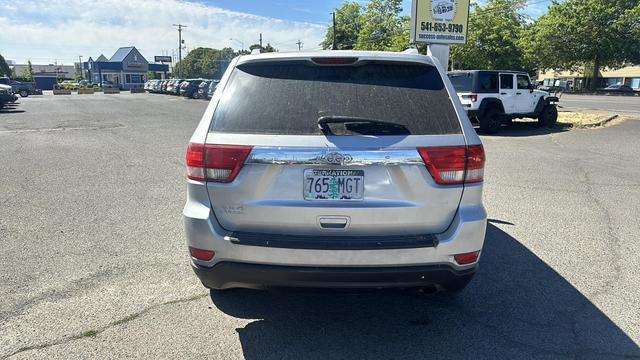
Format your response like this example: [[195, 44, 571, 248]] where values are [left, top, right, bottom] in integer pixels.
[[183, 51, 486, 293]]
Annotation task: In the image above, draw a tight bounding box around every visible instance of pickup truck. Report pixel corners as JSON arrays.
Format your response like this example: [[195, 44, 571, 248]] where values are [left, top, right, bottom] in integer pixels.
[[0, 77, 38, 97], [0, 84, 18, 109]]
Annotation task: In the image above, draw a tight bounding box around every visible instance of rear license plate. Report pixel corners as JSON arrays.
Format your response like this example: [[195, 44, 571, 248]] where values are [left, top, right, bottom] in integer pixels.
[[304, 169, 364, 200]]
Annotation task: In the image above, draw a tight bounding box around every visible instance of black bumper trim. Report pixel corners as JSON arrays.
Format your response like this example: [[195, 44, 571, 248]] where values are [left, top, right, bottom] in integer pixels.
[[193, 262, 476, 289], [228, 231, 438, 250]]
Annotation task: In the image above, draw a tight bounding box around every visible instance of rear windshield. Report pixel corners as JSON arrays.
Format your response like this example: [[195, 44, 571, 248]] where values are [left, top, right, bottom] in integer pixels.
[[210, 61, 461, 135], [448, 72, 473, 92]]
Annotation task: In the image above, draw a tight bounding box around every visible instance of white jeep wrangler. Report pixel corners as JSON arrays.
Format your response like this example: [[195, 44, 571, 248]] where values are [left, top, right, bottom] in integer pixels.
[[447, 70, 559, 134]]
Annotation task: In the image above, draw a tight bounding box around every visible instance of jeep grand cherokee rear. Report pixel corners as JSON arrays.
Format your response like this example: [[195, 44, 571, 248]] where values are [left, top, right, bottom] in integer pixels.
[[183, 51, 487, 292]]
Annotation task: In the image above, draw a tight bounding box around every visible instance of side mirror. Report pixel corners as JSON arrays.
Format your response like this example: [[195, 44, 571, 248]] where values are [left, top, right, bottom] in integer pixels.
[[529, 84, 535, 92]]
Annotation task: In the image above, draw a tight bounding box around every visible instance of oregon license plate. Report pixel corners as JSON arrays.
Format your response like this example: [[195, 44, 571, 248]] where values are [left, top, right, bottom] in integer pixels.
[[304, 169, 364, 200]]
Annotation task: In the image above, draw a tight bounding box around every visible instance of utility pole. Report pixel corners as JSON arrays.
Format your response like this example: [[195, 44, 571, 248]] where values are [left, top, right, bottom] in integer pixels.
[[296, 40, 303, 51], [173, 24, 187, 78], [331, 12, 337, 50], [259, 33, 263, 48]]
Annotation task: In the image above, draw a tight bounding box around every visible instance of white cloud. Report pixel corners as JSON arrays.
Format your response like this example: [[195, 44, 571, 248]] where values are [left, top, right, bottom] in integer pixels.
[[0, 0, 326, 64]]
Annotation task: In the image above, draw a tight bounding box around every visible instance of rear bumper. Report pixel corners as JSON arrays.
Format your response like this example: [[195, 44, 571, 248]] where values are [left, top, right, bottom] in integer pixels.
[[183, 180, 487, 289], [193, 261, 476, 289]]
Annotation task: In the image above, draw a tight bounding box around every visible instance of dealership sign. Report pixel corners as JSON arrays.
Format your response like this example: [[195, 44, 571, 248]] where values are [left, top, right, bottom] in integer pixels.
[[410, 0, 470, 45], [154, 56, 172, 63]]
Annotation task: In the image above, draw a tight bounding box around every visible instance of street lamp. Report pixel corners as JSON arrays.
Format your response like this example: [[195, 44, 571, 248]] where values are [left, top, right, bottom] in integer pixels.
[[230, 38, 244, 52]]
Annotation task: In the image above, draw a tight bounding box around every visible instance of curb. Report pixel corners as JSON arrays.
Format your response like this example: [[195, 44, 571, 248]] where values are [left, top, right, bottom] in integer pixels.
[[581, 114, 619, 128]]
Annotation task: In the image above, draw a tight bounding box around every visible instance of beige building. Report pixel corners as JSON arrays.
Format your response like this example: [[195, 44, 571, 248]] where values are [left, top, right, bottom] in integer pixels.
[[11, 63, 75, 80], [537, 65, 640, 90]]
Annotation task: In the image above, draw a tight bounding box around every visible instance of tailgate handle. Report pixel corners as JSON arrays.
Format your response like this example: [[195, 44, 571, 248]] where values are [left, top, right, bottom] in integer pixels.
[[318, 216, 349, 229]]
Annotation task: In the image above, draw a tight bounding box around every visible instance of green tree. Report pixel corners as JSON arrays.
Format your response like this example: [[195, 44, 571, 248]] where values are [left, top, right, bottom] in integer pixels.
[[24, 60, 34, 81], [321, 1, 363, 50], [0, 53, 11, 77], [74, 63, 83, 81], [354, 0, 405, 51], [249, 43, 277, 53], [523, 0, 640, 90], [174, 47, 244, 79], [450, 0, 529, 71]]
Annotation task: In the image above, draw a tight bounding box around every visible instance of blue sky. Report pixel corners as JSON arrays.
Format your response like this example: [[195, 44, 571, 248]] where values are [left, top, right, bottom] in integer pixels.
[[204, 0, 551, 24], [0, 0, 552, 65]]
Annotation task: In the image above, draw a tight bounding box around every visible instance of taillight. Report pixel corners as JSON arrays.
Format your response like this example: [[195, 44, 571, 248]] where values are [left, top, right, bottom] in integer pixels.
[[417, 145, 485, 185], [189, 247, 215, 261], [454, 251, 480, 265], [186, 143, 253, 183], [464, 145, 485, 183], [470, 94, 478, 102]]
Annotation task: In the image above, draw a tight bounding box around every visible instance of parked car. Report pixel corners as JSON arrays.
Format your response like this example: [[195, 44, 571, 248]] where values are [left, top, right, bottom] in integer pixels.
[[100, 80, 117, 89], [166, 79, 179, 94], [144, 79, 159, 92], [158, 80, 168, 93], [601, 84, 634, 93], [59, 80, 81, 90], [0, 84, 18, 109], [184, 51, 486, 292], [195, 80, 210, 99], [447, 70, 559, 133], [154, 80, 164, 92], [78, 80, 99, 88], [206, 80, 219, 99], [180, 79, 204, 98], [168, 80, 183, 95], [0, 77, 38, 97]]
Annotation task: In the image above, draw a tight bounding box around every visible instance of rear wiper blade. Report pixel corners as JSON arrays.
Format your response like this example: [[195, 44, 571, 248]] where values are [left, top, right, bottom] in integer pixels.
[[317, 116, 406, 132]]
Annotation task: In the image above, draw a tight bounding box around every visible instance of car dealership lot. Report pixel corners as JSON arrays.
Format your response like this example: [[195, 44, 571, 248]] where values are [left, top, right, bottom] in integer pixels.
[[1, 94, 639, 359]]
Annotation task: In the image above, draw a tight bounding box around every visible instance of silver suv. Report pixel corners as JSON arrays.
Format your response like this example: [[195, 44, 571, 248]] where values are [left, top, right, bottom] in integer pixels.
[[183, 51, 487, 293]]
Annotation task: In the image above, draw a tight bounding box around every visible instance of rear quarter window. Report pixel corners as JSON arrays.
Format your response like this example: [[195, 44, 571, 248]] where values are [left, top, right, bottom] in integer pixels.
[[477, 72, 498, 93], [448, 72, 473, 92], [210, 60, 461, 135]]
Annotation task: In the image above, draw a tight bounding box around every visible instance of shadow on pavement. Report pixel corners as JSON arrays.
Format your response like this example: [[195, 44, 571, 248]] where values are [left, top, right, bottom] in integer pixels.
[[210, 224, 639, 359], [477, 122, 572, 137]]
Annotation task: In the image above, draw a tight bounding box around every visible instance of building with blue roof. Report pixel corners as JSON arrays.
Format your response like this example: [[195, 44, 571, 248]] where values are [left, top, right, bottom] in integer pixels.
[[83, 47, 169, 89]]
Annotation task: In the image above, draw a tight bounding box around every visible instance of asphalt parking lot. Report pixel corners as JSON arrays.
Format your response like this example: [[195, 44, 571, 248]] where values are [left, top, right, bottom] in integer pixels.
[[1, 94, 639, 359]]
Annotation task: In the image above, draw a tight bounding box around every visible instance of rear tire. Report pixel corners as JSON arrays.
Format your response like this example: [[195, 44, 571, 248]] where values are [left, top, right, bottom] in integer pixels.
[[19, 90, 29, 98], [479, 108, 503, 134], [537, 105, 558, 128]]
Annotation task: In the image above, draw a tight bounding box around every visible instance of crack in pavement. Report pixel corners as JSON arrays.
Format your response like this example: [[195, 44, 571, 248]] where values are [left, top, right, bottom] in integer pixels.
[[0, 124, 124, 134], [547, 132, 631, 357], [3, 293, 207, 359]]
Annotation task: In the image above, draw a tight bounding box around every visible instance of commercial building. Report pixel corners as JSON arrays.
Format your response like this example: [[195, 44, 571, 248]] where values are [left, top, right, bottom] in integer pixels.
[[83, 47, 169, 89], [10, 63, 75, 90], [537, 65, 640, 91]]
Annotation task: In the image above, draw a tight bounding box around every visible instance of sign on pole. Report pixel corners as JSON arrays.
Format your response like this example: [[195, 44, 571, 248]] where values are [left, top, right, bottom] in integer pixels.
[[154, 56, 172, 63], [410, 0, 470, 45]]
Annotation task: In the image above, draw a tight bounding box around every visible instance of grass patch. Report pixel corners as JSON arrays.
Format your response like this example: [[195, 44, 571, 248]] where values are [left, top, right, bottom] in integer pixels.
[[81, 330, 98, 338], [557, 112, 615, 127]]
